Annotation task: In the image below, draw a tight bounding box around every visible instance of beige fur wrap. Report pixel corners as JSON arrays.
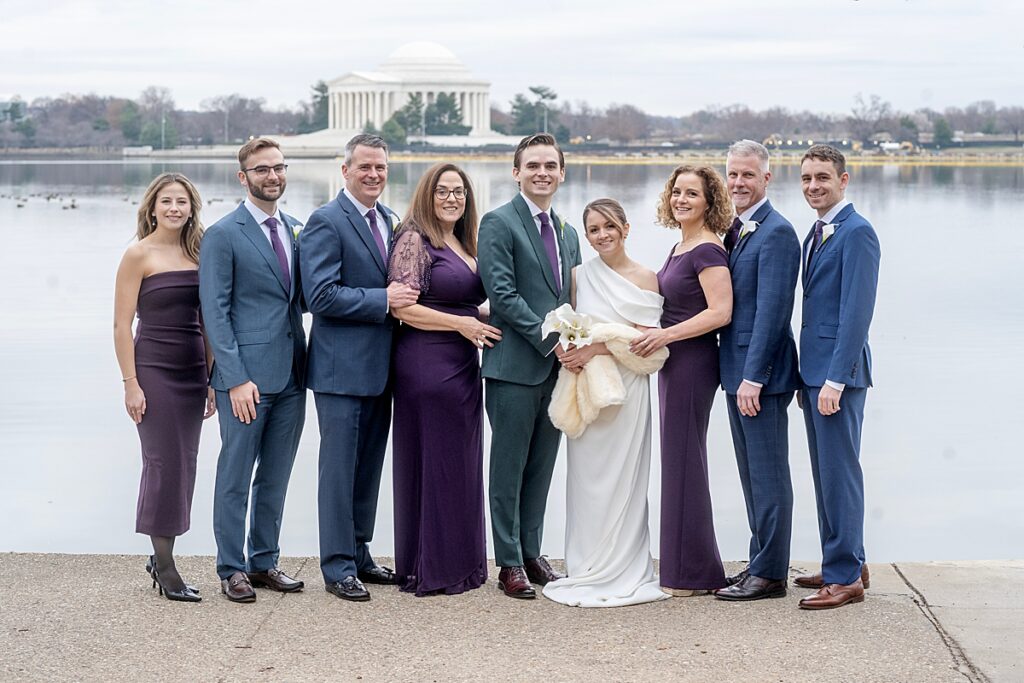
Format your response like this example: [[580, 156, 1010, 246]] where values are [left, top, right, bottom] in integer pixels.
[[548, 322, 669, 439]]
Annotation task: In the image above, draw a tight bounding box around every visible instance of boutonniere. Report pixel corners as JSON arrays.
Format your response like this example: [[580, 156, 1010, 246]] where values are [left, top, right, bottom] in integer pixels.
[[739, 220, 758, 240], [389, 212, 401, 232], [291, 222, 304, 239], [822, 224, 837, 243], [557, 215, 568, 240]]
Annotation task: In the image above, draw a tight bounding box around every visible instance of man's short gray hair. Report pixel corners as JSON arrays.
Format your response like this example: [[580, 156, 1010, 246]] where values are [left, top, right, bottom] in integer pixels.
[[344, 133, 389, 166], [727, 139, 770, 173]]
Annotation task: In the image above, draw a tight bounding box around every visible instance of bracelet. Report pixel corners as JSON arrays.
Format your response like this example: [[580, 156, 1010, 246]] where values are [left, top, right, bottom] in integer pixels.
[[122, 376, 137, 382]]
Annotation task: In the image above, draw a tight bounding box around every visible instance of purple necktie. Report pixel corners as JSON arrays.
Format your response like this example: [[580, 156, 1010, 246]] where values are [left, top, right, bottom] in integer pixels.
[[724, 217, 743, 253], [807, 219, 825, 271], [265, 216, 291, 292], [538, 212, 561, 294], [366, 208, 388, 261]]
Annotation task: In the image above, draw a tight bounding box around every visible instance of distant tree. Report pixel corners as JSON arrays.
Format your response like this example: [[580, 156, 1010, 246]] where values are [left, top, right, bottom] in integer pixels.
[[509, 93, 539, 135], [15, 118, 36, 144], [490, 106, 511, 134], [202, 94, 267, 142], [119, 101, 142, 143], [381, 117, 406, 147], [933, 117, 954, 147], [140, 119, 178, 149], [896, 115, 919, 143], [310, 80, 329, 131], [998, 106, 1024, 142], [425, 93, 470, 135], [596, 103, 650, 143], [848, 93, 893, 143], [529, 86, 557, 133], [393, 93, 425, 136], [92, 118, 110, 132], [362, 120, 380, 136]]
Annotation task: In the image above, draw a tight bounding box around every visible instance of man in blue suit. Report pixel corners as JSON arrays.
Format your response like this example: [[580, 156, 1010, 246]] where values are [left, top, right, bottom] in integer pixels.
[[715, 140, 801, 602], [200, 137, 308, 603], [794, 144, 880, 610], [298, 134, 418, 602]]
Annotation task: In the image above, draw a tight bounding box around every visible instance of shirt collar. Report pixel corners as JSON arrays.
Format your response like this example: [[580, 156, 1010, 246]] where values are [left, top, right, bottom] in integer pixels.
[[818, 198, 850, 226], [519, 191, 548, 223], [244, 197, 280, 228], [344, 187, 377, 218], [738, 195, 768, 224]]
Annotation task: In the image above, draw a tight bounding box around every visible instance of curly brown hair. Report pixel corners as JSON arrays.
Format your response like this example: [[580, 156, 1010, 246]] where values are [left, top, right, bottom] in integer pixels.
[[655, 165, 733, 236], [135, 173, 204, 263]]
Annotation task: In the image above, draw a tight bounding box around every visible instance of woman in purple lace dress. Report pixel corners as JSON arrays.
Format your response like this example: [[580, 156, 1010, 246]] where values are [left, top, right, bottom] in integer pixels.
[[631, 165, 734, 597], [114, 173, 216, 602], [388, 163, 502, 596]]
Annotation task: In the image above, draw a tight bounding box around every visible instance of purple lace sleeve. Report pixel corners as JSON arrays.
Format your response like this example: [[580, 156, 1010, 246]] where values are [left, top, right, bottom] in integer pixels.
[[387, 228, 432, 294]]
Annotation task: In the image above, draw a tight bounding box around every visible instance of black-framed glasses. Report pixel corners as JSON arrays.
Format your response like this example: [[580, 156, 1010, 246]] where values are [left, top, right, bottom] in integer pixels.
[[434, 187, 468, 200], [243, 164, 288, 177]]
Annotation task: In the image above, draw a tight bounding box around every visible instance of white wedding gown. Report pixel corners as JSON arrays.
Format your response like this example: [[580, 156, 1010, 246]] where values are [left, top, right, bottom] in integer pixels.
[[543, 257, 669, 608]]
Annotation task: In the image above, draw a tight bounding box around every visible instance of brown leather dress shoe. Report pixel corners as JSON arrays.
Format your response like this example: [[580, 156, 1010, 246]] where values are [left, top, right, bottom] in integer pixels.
[[221, 571, 256, 603], [798, 579, 865, 610], [715, 575, 786, 601], [247, 567, 304, 593], [724, 568, 749, 587], [794, 564, 870, 589], [498, 566, 536, 599], [523, 556, 564, 586]]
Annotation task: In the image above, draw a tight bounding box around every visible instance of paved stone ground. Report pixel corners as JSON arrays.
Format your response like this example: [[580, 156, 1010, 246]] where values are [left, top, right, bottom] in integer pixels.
[[1, 554, 1019, 682]]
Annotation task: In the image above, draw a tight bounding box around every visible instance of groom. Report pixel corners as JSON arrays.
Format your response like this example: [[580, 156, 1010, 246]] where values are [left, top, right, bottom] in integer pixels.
[[478, 133, 581, 599]]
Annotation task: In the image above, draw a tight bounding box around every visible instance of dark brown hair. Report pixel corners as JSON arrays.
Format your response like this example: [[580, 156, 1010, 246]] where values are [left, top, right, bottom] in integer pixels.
[[802, 144, 847, 176], [513, 132, 564, 169], [403, 163, 479, 257]]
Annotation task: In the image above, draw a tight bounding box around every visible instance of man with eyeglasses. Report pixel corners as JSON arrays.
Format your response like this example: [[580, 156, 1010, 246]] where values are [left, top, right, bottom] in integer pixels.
[[299, 133, 418, 602], [199, 137, 308, 603]]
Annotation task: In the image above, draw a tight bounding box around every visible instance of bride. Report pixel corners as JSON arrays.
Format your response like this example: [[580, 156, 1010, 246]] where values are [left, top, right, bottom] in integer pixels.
[[543, 198, 668, 608]]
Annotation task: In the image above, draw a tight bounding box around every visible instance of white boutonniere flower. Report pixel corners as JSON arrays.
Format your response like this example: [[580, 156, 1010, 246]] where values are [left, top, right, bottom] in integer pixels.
[[542, 303, 594, 351], [389, 212, 401, 232], [558, 216, 568, 240], [291, 222, 304, 239], [822, 224, 836, 243], [739, 220, 758, 240]]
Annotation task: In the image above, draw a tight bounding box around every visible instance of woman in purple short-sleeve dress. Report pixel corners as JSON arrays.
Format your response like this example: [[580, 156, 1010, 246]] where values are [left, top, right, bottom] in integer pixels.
[[631, 165, 734, 597], [387, 163, 503, 596]]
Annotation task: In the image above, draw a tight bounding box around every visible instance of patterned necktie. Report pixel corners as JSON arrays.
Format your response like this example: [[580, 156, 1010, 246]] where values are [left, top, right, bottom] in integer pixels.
[[265, 216, 291, 292], [366, 208, 388, 261], [538, 212, 561, 294], [724, 217, 743, 253], [807, 219, 825, 271]]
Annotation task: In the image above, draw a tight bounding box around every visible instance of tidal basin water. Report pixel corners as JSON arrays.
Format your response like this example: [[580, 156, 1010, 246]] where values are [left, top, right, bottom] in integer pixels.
[[1, 158, 1022, 563]]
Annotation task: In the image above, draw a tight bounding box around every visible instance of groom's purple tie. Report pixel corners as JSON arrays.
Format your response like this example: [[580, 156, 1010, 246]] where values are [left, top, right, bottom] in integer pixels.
[[538, 212, 561, 294], [265, 216, 291, 292], [724, 217, 743, 253], [366, 208, 388, 261], [807, 219, 825, 271]]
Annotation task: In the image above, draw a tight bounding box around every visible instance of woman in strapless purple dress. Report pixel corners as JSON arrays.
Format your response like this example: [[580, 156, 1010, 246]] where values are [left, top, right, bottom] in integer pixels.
[[631, 165, 734, 597], [114, 173, 216, 602], [387, 164, 502, 596]]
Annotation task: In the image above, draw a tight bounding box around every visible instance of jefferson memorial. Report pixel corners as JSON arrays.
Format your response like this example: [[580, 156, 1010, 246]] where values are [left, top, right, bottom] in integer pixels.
[[278, 42, 516, 151]]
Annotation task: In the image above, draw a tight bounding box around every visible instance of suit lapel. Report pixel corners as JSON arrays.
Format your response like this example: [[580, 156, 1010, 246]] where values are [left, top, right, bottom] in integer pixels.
[[550, 206, 570, 292], [236, 204, 289, 294], [805, 203, 855, 286], [336, 191, 387, 275], [278, 212, 299, 300], [512, 194, 558, 295], [731, 201, 772, 264]]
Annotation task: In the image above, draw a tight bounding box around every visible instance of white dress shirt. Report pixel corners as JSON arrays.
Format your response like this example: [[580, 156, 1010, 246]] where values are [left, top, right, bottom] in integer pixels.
[[244, 197, 291, 274], [344, 187, 390, 255], [520, 192, 561, 268]]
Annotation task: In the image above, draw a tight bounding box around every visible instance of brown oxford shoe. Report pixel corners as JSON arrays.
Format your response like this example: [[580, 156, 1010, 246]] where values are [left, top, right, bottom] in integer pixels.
[[523, 556, 564, 586], [798, 579, 865, 610], [247, 567, 304, 593], [715, 575, 787, 601], [498, 566, 536, 599], [794, 564, 870, 590], [221, 571, 256, 603]]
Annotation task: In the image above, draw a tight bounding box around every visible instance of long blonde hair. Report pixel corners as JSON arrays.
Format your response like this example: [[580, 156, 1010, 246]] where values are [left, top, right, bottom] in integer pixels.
[[135, 173, 205, 263]]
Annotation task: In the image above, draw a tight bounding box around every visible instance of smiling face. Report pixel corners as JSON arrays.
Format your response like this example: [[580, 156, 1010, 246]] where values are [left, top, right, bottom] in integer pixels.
[[433, 170, 467, 230], [670, 173, 709, 227], [152, 182, 191, 232], [726, 154, 770, 214], [801, 158, 848, 216], [584, 208, 628, 257], [343, 144, 389, 207], [239, 146, 287, 203], [512, 144, 564, 207]]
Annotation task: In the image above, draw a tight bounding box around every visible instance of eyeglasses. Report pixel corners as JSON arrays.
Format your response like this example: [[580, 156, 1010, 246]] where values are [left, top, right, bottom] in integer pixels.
[[434, 187, 468, 200], [243, 164, 289, 177]]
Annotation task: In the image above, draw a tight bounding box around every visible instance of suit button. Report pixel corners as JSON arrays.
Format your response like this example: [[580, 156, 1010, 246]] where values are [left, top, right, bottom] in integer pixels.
[[287, 332, 293, 338]]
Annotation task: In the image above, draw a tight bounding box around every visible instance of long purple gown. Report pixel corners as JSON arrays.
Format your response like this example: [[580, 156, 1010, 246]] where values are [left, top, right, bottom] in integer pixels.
[[389, 229, 488, 596], [657, 242, 729, 590], [134, 269, 207, 537]]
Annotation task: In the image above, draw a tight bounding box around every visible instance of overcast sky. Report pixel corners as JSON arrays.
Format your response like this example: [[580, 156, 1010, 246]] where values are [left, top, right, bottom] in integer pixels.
[[2, 0, 1022, 116]]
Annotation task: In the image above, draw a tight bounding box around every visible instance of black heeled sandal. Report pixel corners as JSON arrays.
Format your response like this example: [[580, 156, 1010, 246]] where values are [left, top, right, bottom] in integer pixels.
[[152, 566, 202, 602], [146, 555, 199, 594]]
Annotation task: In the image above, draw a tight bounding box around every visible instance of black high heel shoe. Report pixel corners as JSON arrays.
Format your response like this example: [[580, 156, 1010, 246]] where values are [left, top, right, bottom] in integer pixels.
[[152, 566, 202, 603], [146, 555, 199, 594]]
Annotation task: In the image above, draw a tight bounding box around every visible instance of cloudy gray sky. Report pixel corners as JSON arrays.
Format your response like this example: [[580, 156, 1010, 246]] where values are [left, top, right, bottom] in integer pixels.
[[2, 0, 1022, 115]]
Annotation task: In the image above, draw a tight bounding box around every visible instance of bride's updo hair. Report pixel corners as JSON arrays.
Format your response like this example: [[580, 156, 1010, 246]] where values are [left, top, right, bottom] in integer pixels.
[[582, 198, 628, 236]]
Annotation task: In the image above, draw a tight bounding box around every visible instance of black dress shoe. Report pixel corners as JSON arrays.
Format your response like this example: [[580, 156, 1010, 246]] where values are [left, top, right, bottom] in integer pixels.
[[715, 574, 787, 601], [326, 576, 370, 602], [523, 556, 564, 586], [221, 571, 256, 603], [724, 567, 749, 587], [152, 567, 201, 603], [248, 567, 304, 593], [358, 564, 399, 585], [497, 566, 536, 599]]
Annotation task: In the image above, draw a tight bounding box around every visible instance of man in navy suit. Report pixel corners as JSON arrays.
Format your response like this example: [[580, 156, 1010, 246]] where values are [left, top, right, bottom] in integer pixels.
[[794, 144, 880, 610], [298, 134, 419, 602], [200, 137, 308, 603], [715, 140, 801, 602]]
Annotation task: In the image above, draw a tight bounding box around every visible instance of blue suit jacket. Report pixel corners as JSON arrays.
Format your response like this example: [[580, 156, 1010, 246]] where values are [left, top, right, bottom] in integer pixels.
[[199, 202, 307, 393], [299, 190, 396, 397], [719, 200, 801, 395], [799, 203, 880, 388]]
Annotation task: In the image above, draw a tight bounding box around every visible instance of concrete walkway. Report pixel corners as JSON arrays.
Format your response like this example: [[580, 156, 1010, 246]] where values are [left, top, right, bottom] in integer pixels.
[[0, 554, 1019, 682]]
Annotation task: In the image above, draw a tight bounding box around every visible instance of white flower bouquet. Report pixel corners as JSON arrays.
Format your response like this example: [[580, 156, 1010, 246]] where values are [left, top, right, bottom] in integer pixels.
[[541, 304, 594, 351]]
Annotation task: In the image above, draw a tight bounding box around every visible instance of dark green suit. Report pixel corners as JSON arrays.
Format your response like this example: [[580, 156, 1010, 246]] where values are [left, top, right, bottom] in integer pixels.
[[478, 193, 581, 567]]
